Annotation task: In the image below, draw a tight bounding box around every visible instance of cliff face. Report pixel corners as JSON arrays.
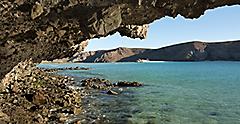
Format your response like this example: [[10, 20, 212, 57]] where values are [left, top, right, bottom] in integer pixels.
[[69, 47, 147, 62], [71, 41, 240, 62], [1, 0, 240, 79], [121, 41, 208, 61], [206, 41, 240, 60]]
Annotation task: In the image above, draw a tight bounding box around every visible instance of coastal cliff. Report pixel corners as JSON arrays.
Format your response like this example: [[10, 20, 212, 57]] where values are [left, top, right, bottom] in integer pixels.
[[69, 47, 147, 62], [1, 1, 240, 123], [69, 41, 240, 62], [1, 0, 240, 79], [0, 0, 240, 124]]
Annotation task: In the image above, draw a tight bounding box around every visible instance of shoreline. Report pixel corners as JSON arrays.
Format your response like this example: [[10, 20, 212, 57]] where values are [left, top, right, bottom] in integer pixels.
[[0, 60, 143, 124], [0, 60, 86, 123], [39, 60, 240, 66]]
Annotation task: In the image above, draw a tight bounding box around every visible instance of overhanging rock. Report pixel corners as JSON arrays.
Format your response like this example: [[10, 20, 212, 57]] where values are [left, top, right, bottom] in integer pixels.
[[0, 0, 240, 79]]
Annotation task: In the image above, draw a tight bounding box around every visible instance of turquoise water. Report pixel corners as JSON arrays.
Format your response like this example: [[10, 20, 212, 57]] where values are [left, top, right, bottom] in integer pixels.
[[39, 62, 240, 124]]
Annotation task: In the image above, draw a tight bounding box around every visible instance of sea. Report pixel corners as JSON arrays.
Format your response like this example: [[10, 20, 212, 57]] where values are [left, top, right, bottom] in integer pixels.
[[38, 62, 240, 124]]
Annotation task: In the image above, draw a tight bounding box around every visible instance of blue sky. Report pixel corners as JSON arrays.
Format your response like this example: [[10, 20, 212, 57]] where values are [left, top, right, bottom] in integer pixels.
[[86, 5, 240, 51]]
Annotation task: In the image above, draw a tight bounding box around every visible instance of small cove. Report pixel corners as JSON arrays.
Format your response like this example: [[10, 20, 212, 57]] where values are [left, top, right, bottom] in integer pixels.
[[38, 61, 240, 124]]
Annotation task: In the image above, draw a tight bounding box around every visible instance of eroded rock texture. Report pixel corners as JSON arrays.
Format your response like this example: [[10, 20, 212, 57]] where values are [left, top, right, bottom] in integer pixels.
[[0, 59, 83, 124], [1, 0, 240, 79]]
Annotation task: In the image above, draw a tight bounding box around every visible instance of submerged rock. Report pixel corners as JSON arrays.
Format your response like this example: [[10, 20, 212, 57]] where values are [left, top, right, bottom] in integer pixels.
[[209, 112, 219, 116], [115, 81, 143, 87], [81, 78, 143, 90], [0, 57, 143, 123], [80, 77, 143, 98], [106, 90, 119, 95]]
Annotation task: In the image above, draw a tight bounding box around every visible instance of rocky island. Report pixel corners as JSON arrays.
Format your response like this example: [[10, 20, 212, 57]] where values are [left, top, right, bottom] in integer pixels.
[[1, 0, 240, 123]]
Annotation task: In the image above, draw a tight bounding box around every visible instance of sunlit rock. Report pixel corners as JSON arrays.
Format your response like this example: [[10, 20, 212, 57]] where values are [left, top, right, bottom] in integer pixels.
[[0, 0, 240, 79]]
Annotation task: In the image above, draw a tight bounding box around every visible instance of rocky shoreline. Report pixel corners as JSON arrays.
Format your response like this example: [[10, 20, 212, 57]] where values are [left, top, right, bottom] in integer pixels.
[[40, 67, 91, 73], [0, 59, 86, 124], [0, 59, 143, 124], [81, 78, 143, 95]]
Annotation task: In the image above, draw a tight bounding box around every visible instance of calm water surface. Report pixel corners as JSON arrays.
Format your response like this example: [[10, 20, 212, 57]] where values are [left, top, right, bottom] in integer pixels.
[[39, 62, 240, 124]]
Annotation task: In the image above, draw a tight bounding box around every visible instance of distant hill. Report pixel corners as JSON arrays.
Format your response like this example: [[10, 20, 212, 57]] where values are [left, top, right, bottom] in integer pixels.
[[68, 40, 240, 62]]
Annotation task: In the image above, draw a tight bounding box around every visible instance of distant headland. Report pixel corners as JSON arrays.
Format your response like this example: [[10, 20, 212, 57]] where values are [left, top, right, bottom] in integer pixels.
[[48, 40, 240, 63]]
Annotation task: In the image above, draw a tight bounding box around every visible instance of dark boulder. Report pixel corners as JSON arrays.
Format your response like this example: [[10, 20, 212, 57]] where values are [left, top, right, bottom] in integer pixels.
[[115, 81, 143, 87], [81, 78, 113, 89]]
